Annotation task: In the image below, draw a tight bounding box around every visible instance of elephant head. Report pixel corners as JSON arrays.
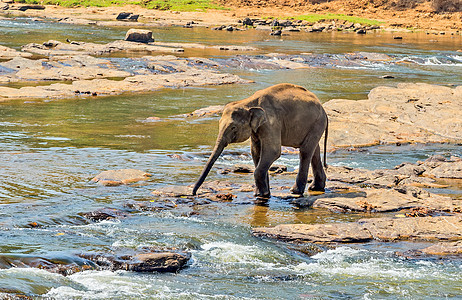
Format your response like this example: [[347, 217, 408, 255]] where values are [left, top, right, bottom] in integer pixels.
[[192, 105, 267, 195]]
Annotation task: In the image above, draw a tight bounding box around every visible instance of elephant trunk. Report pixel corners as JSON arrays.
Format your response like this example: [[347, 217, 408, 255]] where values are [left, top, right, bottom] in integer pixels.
[[192, 139, 227, 195]]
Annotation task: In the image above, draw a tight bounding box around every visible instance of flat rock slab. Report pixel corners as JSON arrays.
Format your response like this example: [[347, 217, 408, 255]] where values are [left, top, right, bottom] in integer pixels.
[[292, 186, 460, 213], [324, 83, 462, 149], [0, 45, 32, 59], [420, 241, 462, 256], [92, 169, 151, 186], [253, 215, 462, 244]]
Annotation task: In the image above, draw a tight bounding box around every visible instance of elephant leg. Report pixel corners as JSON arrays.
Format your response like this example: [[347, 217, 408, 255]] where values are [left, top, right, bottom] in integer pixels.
[[308, 144, 326, 192], [250, 137, 261, 167], [254, 147, 280, 198], [290, 144, 315, 195]]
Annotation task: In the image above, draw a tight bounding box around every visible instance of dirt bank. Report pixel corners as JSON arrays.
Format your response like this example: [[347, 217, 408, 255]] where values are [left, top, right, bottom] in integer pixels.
[[1, 0, 461, 32]]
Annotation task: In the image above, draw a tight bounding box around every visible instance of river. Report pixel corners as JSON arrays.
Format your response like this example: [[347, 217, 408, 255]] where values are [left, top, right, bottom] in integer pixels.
[[0, 17, 462, 299]]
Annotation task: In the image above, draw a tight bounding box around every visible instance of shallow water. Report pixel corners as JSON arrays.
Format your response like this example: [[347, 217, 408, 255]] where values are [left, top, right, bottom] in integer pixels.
[[1, 17, 462, 299]]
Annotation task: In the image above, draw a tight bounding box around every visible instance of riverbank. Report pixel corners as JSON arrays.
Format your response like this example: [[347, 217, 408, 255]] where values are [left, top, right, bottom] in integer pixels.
[[1, 0, 461, 32]]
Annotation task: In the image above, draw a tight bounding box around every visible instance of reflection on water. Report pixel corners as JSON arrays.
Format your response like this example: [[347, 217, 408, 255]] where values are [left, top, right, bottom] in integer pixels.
[[0, 18, 461, 299]]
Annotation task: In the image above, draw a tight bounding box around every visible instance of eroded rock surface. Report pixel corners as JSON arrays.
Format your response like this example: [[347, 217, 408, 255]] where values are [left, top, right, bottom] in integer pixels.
[[325, 83, 462, 148], [0, 45, 32, 59], [253, 215, 462, 244]]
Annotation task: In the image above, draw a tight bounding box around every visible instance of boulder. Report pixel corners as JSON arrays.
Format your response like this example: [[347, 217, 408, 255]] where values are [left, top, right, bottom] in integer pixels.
[[0, 250, 190, 276], [124, 29, 154, 43], [91, 169, 152, 186], [253, 216, 462, 244]]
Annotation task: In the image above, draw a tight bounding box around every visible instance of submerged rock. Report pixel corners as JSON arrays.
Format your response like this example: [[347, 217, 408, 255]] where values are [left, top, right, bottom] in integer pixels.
[[0, 250, 190, 276], [253, 215, 462, 244], [91, 169, 152, 186]]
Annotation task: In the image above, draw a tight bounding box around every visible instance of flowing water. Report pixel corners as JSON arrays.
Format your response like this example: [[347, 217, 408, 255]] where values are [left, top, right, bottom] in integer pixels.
[[0, 17, 462, 299]]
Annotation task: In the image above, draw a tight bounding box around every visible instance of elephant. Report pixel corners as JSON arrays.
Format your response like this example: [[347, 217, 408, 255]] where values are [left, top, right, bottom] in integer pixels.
[[192, 83, 328, 198]]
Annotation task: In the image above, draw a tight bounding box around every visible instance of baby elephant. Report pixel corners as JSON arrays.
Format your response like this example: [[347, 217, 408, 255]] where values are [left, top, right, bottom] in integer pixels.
[[192, 83, 328, 198]]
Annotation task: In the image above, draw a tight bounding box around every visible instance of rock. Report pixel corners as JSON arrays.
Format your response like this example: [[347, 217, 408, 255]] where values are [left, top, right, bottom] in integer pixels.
[[324, 83, 462, 149], [124, 29, 154, 43], [115, 252, 191, 272], [0, 45, 32, 59], [17, 4, 45, 11], [221, 164, 254, 174], [242, 17, 253, 26], [292, 186, 459, 213], [0, 64, 250, 100], [116, 12, 132, 20], [0, 249, 190, 276], [81, 208, 128, 221], [359, 216, 462, 242], [254, 222, 373, 244], [356, 29, 367, 34], [393, 36, 403, 39], [91, 169, 152, 186], [116, 12, 138, 21], [177, 105, 224, 118], [424, 161, 462, 179], [253, 216, 462, 244], [270, 30, 282, 36], [382, 75, 395, 79], [420, 241, 462, 256], [0, 55, 131, 83], [22, 40, 182, 56]]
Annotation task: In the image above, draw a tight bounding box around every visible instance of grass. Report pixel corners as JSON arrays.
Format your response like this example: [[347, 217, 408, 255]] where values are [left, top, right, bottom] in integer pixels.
[[17, 0, 228, 11], [293, 13, 384, 26]]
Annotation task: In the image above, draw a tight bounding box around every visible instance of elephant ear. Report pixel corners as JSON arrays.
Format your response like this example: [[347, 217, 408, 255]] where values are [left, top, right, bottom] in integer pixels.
[[249, 107, 267, 132]]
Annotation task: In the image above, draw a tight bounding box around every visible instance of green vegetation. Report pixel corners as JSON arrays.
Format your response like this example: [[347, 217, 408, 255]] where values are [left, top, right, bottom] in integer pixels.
[[17, 0, 227, 11], [141, 0, 227, 11], [294, 13, 383, 26]]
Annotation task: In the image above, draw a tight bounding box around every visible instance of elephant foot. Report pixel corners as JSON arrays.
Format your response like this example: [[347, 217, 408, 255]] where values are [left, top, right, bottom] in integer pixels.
[[308, 182, 325, 192], [290, 185, 304, 195], [254, 189, 271, 199]]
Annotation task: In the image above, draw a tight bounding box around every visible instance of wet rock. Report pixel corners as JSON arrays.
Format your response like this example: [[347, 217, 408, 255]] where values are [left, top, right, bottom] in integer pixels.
[[360, 216, 462, 242], [22, 40, 181, 57], [0, 55, 130, 83], [111, 252, 191, 273], [242, 17, 254, 26], [221, 164, 254, 174], [116, 12, 138, 21], [81, 208, 128, 221], [270, 30, 282, 36], [124, 29, 154, 43], [152, 41, 257, 52], [176, 105, 224, 118], [0, 67, 250, 100], [420, 241, 462, 256], [424, 160, 462, 179], [17, 4, 44, 11], [0, 249, 190, 276], [0, 45, 32, 59], [253, 222, 373, 244], [254, 215, 462, 244], [325, 83, 462, 149], [91, 169, 152, 186], [152, 180, 254, 198], [292, 186, 459, 213]]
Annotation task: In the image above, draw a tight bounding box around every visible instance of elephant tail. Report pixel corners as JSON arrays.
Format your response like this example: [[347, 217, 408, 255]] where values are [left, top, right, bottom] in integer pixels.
[[323, 115, 328, 169]]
